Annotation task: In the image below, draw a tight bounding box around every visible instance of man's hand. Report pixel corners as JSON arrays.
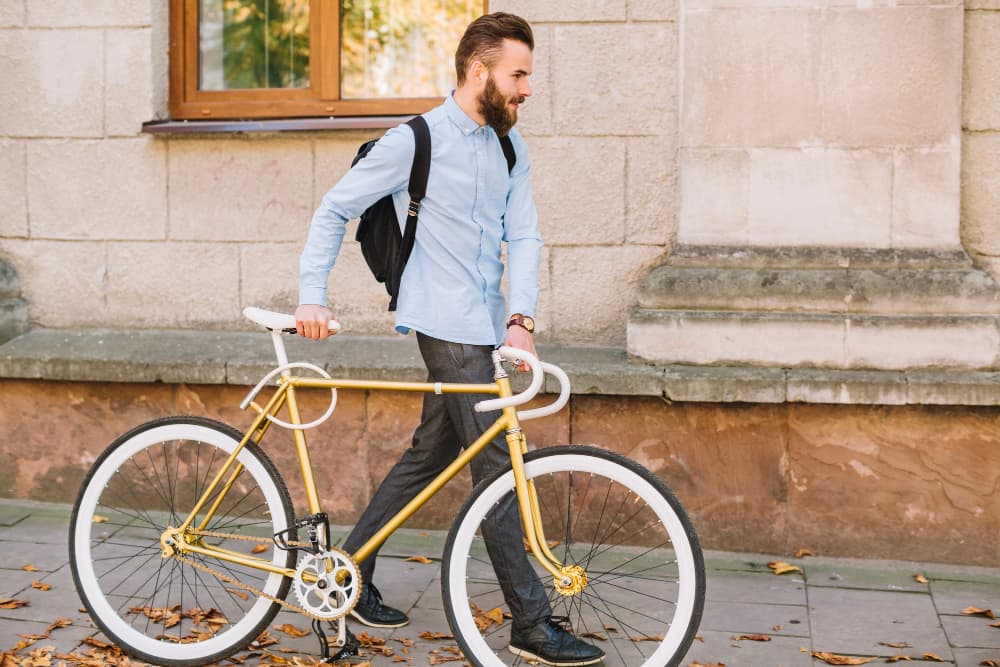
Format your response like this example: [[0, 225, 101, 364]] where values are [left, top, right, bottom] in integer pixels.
[[295, 304, 336, 340], [503, 324, 537, 372]]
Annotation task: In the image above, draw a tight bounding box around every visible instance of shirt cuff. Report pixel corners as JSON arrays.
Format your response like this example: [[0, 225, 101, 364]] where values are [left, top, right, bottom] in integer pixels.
[[299, 286, 328, 306]]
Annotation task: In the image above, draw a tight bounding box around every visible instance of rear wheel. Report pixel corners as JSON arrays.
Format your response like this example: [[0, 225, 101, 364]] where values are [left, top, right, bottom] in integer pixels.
[[69, 416, 296, 666], [441, 445, 705, 667]]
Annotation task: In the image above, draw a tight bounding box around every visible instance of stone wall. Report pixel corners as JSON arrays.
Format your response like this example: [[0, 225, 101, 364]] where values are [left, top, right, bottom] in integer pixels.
[[962, 1, 1000, 278], [0, 0, 676, 347], [2, 377, 995, 566]]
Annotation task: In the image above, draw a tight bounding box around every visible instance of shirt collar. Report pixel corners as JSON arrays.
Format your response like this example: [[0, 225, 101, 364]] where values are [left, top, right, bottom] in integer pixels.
[[445, 92, 484, 135]]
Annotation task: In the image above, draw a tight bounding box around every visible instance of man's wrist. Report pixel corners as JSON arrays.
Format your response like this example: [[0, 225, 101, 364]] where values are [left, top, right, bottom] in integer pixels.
[[507, 313, 535, 333]]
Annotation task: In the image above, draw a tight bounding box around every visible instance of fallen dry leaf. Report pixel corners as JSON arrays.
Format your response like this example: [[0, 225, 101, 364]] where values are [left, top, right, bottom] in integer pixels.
[[772, 625, 783, 632], [922, 653, 944, 662], [630, 635, 665, 642], [404, 555, 433, 564], [31, 581, 51, 592], [732, 634, 771, 642], [0, 598, 29, 609], [809, 651, 876, 665], [880, 642, 912, 649], [225, 587, 250, 601], [886, 656, 912, 663], [419, 631, 454, 641], [768, 561, 802, 576], [581, 632, 608, 641], [913, 573, 928, 584], [794, 548, 815, 558], [962, 607, 997, 620], [688, 663, 725, 667], [92, 514, 109, 523], [274, 623, 311, 637], [44, 618, 72, 635], [250, 544, 268, 554], [992, 621, 1000, 628], [980, 659, 999, 667], [21, 565, 39, 572]]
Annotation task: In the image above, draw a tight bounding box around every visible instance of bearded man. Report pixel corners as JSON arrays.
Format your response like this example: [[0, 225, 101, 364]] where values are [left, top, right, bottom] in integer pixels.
[[294, 12, 603, 667]]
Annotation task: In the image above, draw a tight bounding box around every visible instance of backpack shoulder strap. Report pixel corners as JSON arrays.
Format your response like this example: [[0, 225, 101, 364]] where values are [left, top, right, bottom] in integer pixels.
[[499, 134, 516, 174], [390, 115, 431, 312], [406, 115, 431, 201]]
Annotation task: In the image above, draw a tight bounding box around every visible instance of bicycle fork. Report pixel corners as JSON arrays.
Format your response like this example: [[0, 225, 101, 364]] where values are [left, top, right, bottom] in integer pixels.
[[493, 353, 589, 598]]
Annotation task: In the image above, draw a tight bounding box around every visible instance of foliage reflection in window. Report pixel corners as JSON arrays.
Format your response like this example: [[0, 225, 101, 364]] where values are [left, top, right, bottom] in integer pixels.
[[340, 0, 479, 99], [199, 0, 310, 90]]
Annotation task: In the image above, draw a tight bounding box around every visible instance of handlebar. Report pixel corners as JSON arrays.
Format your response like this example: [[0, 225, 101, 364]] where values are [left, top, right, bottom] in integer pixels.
[[243, 306, 341, 335], [474, 347, 572, 422]]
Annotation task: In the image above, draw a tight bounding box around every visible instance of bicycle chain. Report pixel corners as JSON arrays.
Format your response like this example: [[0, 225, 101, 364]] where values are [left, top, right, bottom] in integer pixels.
[[169, 529, 356, 623]]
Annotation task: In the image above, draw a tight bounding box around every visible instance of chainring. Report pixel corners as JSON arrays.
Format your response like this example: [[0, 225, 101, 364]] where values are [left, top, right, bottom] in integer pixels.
[[292, 548, 361, 621]]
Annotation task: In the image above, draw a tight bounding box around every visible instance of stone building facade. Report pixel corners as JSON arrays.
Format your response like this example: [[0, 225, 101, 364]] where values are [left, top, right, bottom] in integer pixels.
[[1, 1, 998, 565]]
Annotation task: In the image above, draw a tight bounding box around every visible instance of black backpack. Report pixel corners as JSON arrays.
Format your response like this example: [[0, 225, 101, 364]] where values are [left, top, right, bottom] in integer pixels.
[[353, 116, 517, 311]]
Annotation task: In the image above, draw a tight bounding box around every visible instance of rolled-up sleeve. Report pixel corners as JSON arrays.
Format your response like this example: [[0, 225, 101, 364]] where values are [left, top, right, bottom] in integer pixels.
[[299, 125, 415, 305], [502, 130, 543, 317]]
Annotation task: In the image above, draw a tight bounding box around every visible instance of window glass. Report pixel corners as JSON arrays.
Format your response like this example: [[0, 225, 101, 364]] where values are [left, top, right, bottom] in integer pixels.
[[340, 0, 479, 99], [199, 0, 310, 90]]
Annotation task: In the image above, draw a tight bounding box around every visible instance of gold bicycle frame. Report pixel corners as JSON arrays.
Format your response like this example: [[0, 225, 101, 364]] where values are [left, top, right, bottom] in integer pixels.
[[163, 361, 568, 589]]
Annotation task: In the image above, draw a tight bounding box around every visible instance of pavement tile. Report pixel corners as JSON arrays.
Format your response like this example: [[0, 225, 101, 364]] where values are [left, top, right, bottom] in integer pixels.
[[685, 629, 813, 667], [700, 600, 810, 638], [804, 560, 930, 593], [706, 570, 807, 605], [808, 587, 952, 658], [953, 646, 1000, 667], [940, 614, 1000, 649], [0, 539, 69, 571], [930, 579, 1000, 615], [0, 617, 96, 654]]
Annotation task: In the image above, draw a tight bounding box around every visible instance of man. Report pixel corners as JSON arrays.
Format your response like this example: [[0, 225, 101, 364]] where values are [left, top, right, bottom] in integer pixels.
[[295, 12, 604, 667]]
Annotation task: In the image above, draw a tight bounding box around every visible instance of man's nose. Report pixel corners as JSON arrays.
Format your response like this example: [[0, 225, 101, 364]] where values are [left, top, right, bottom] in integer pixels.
[[519, 81, 532, 98]]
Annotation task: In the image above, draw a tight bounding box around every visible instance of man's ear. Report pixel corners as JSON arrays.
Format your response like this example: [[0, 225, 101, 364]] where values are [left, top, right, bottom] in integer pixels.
[[470, 60, 488, 84]]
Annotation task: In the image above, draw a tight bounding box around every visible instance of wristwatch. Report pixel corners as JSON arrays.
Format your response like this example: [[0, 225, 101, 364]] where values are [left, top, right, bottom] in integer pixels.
[[507, 313, 535, 333]]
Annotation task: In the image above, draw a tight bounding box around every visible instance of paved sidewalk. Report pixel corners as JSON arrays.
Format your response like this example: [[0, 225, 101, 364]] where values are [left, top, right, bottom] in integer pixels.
[[1, 499, 998, 667]]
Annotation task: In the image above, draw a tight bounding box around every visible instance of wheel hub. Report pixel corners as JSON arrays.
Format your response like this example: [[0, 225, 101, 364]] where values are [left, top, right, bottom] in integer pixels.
[[554, 564, 588, 596]]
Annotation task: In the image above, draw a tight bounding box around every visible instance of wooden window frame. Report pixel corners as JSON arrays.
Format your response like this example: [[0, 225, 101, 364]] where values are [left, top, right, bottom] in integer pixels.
[[168, 0, 465, 120]]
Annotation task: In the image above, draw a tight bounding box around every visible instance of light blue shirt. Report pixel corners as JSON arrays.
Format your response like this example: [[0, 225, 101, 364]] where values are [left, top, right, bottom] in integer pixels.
[[300, 94, 542, 345]]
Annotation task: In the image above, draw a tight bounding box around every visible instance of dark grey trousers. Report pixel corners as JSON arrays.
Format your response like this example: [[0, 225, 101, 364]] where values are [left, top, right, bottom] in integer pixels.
[[341, 332, 551, 629]]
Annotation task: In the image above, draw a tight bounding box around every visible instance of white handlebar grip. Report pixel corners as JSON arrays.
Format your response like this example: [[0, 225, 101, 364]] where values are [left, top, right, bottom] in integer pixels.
[[517, 361, 571, 421], [473, 346, 544, 413]]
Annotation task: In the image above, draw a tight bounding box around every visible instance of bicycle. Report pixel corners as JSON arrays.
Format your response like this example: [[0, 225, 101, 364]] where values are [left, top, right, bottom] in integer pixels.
[[68, 307, 705, 667]]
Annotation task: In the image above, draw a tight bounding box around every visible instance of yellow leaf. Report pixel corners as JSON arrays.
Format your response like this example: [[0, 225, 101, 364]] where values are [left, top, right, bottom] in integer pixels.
[[31, 581, 52, 592], [0, 598, 29, 609], [732, 634, 771, 642], [45, 618, 72, 635], [404, 555, 433, 564], [250, 544, 268, 554], [794, 548, 815, 558], [811, 651, 876, 665], [485, 607, 504, 626], [92, 515, 109, 523], [419, 631, 454, 640], [22, 564, 39, 572], [913, 573, 928, 584], [962, 607, 997, 620], [274, 623, 310, 637], [923, 653, 944, 662], [768, 561, 802, 576]]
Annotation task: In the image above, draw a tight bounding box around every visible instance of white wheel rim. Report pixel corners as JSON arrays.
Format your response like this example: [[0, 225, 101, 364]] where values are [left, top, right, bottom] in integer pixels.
[[446, 453, 699, 667], [73, 423, 290, 661]]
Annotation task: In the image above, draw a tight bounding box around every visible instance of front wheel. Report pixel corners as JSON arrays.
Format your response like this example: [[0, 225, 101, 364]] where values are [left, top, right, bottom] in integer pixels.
[[442, 446, 705, 667], [69, 416, 296, 667]]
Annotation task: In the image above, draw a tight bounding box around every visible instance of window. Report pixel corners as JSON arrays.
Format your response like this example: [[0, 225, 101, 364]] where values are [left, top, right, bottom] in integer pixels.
[[169, 0, 485, 120]]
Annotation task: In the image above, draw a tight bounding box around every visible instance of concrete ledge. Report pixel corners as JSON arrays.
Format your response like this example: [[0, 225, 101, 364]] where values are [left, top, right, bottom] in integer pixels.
[[1, 328, 999, 405]]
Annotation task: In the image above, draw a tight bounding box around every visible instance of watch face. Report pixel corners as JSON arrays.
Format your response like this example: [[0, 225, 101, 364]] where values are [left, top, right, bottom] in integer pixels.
[[521, 316, 535, 332]]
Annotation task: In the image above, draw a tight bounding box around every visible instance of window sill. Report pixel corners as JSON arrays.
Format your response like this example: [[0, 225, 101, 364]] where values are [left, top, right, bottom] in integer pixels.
[[141, 116, 414, 134]]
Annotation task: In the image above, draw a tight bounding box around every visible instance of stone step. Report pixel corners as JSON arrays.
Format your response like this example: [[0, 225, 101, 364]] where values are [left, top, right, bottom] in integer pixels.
[[627, 309, 1000, 370], [638, 265, 1000, 315]]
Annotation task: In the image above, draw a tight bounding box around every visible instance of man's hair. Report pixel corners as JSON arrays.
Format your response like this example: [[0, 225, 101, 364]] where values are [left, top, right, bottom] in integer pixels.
[[455, 12, 533, 86]]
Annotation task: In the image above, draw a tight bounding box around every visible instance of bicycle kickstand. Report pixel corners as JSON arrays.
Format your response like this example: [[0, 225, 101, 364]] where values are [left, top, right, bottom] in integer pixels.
[[314, 617, 359, 664]]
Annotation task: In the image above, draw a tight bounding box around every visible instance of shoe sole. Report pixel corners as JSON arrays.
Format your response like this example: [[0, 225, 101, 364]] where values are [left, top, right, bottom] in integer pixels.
[[349, 609, 410, 628], [508, 644, 605, 666]]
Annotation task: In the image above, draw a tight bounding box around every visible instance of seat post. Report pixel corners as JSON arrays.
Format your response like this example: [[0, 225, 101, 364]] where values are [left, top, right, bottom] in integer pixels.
[[271, 330, 290, 377]]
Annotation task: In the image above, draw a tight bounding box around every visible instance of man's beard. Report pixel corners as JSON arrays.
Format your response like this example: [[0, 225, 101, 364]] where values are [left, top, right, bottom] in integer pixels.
[[478, 74, 524, 137]]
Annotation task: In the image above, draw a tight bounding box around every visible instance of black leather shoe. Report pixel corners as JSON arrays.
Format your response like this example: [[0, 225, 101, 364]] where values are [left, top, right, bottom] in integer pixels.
[[349, 582, 409, 628], [509, 616, 606, 666]]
